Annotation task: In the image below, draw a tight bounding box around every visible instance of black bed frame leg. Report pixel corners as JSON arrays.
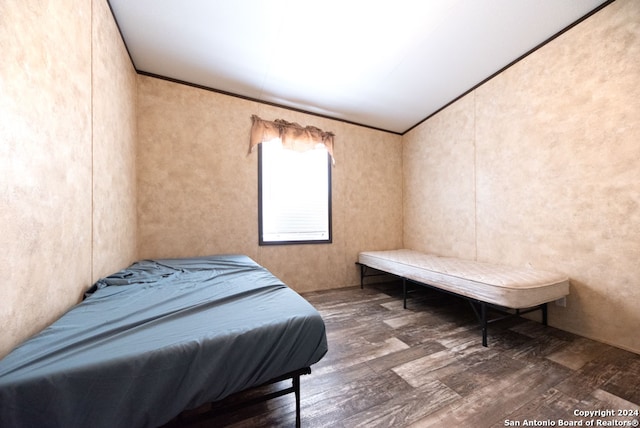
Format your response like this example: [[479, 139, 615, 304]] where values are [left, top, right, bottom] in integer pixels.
[[469, 301, 550, 348], [403, 278, 407, 309], [359, 264, 365, 289], [481, 302, 488, 347], [294, 374, 302, 428]]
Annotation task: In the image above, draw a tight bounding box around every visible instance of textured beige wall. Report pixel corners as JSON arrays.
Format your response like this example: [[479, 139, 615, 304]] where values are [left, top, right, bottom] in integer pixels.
[[137, 75, 403, 292], [403, 0, 640, 354], [403, 93, 477, 259], [0, 1, 137, 358], [0, 0, 92, 358], [92, 0, 138, 280]]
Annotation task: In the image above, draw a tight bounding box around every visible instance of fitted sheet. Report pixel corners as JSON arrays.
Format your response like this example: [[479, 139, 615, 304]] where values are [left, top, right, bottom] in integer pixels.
[[0, 254, 328, 428], [359, 249, 569, 308]]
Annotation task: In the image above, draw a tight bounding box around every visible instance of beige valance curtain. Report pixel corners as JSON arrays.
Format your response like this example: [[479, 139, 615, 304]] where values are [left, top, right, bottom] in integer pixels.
[[249, 115, 335, 163]]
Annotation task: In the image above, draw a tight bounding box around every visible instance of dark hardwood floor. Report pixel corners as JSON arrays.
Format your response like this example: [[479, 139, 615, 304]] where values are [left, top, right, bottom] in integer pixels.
[[168, 281, 640, 428]]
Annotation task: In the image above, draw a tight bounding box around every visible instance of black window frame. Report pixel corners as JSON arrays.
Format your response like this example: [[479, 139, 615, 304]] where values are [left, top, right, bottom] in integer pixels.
[[258, 142, 333, 246]]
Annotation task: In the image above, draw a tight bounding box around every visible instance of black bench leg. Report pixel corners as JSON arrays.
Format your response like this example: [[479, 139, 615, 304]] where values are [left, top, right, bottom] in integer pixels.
[[542, 303, 548, 326]]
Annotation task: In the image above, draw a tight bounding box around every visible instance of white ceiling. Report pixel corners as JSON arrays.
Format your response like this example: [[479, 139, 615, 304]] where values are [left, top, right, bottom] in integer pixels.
[[108, 0, 610, 134]]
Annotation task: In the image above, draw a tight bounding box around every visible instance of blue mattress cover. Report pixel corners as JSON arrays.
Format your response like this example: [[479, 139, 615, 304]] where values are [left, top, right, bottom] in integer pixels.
[[0, 254, 328, 428]]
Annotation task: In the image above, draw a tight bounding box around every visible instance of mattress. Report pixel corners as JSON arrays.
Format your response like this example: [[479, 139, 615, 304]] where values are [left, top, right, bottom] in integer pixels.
[[358, 249, 569, 308], [0, 254, 328, 428]]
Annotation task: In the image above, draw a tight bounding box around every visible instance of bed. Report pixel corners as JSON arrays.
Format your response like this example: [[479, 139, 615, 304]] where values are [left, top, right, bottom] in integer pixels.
[[0, 254, 328, 428], [357, 249, 570, 346]]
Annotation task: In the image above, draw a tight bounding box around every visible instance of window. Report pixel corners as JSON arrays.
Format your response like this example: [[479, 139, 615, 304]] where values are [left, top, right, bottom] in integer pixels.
[[258, 138, 332, 245]]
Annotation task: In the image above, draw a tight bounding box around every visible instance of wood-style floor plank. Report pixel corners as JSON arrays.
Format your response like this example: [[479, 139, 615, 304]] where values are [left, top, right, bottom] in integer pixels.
[[164, 282, 640, 428]]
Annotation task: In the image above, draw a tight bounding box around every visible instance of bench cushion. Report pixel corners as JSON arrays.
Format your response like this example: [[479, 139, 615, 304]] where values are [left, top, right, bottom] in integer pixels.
[[358, 249, 569, 308]]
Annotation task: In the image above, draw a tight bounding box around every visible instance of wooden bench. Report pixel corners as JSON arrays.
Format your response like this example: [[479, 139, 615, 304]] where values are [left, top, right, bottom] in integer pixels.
[[357, 249, 570, 346]]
